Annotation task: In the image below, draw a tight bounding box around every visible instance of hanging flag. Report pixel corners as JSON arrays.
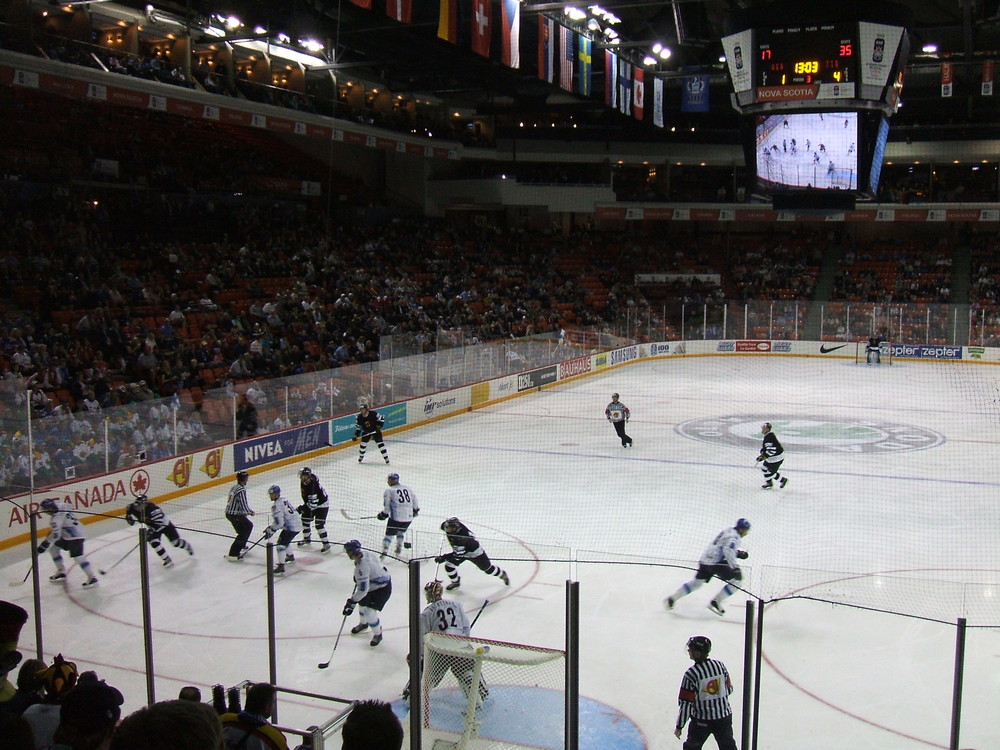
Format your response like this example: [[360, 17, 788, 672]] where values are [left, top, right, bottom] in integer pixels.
[[618, 58, 631, 115], [501, 0, 520, 68], [653, 76, 664, 127], [605, 49, 618, 108], [349, 0, 372, 7], [472, 0, 492, 58], [577, 36, 592, 96], [983, 61, 995, 96], [560, 24, 574, 91], [386, 0, 412, 23], [538, 16, 554, 82], [940, 62, 953, 98], [633, 66, 644, 120], [681, 73, 709, 112], [438, 0, 458, 43]]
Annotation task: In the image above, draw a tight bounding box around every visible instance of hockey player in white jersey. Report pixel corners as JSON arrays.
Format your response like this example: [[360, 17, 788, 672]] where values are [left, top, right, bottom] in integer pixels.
[[36, 498, 99, 588], [665, 519, 751, 616], [263, 485, 302, 577], [403, 581, 486, 704], [377, 473, 419, 558], [343, 540, 392, 647]]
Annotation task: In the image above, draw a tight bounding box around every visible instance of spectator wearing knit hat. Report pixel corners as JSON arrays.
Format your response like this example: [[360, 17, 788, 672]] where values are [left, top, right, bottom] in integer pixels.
[[22, 653, 78, 747]]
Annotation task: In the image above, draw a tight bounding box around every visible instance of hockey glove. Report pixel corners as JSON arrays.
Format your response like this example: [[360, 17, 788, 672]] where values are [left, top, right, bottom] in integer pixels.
[[264, 527, 275, 539], [36, 541, 50, 554], [342, 598, 356, 616], [126, 516, 136, 526], [296, 505, 306, 515], [352, 432, 360, 442], [731, 568, 743, 581], [377, 512, 388, 521], [412, 508, 419, 516], [434, 555, 448, 564], [736, 550, 749, 559]]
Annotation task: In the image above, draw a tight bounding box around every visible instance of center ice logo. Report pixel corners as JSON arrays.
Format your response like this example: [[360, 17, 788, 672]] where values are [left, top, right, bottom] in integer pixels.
[[675, 416, 945, 454]]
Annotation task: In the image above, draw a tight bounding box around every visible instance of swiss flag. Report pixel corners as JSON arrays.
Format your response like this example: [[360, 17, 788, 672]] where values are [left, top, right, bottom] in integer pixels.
[[386, 0, 411, 23], [633, 67, 645, 121], [472, 0, 492, 58]]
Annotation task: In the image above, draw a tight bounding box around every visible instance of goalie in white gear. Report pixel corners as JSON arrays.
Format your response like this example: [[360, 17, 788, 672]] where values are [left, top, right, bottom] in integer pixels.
[[403, 581, 486, 704]]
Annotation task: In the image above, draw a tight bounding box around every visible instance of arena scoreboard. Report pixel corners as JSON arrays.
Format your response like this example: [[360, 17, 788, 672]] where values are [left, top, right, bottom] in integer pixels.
[[722, 1, 912, 115]]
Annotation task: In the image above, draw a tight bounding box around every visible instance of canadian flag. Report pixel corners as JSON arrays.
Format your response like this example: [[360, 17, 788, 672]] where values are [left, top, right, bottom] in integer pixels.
[[472, 0, 491, 58], [633, 67, 645, 121]]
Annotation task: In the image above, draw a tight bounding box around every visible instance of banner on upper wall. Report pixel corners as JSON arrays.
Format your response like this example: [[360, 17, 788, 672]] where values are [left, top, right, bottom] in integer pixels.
[[0, 445, 230, 548], [233, 423, 328, 471]]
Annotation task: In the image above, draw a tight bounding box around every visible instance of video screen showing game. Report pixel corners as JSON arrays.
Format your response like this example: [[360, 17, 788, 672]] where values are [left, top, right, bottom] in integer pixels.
[[755, 112, 858, 192]]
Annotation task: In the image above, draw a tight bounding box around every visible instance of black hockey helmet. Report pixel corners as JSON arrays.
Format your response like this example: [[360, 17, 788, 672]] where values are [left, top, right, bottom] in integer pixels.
[[441, 517, 461, 532], [40, 498, 59, 513], [687, 635, 712, 654]]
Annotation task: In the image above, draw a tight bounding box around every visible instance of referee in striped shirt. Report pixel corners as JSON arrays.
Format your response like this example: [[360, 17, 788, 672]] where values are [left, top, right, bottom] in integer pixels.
[[225, 470, 255, 561], [674, 635, 737, 750]]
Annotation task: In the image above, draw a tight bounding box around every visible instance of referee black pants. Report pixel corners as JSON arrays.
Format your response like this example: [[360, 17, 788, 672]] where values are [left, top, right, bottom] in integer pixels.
[[226, 514, 253, 558], [683, 715, 737, 750]]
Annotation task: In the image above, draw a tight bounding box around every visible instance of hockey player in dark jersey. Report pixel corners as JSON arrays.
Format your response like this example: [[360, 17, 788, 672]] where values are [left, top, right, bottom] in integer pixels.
[[353, 403, 390, 464], [757, 422, 787, 489], [435, 517, 509, 590], [125, 495, 194, 568], [296, 467, 332, 553]]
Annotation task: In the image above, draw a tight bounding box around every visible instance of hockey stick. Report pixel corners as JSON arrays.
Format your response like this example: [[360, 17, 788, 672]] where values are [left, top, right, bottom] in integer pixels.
[[99, 541, 141, 576], [317, 597, 353, 669], [242, 531, 271, 553], [8, 563, 32, 587], [340, 508, 379, 521], [469, 599, 490, 630]]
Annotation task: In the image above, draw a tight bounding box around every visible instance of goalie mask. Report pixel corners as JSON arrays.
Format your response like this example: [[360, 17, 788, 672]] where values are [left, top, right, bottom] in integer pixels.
[[424, 580, 443, 603]]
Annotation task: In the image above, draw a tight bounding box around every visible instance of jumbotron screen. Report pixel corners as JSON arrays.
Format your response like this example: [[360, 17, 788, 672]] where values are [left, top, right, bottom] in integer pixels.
[[755, 111, 858, 192]]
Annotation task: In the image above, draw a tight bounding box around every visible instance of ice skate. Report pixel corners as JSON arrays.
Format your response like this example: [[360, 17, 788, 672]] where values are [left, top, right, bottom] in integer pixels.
[[320, 543, 332, 554], [445, 578, 461, 591], [779, 477, 788, 488], [297, 538, 312, 547], [762, 479, 774, 489], [351, 623, 369, 635], [273, 563, 285, 577], [369, 633, 383, 647], [500, 571, 510, 586], [665, 597, 675, 610], [394, 541, 403, 554], [708, 600, 725, 616], [49, 572, 67, 582], [82, 577, 99, 589], [224, 554, 243, 562], [285, 553, 295, 563], [163, 559, 174, 568]]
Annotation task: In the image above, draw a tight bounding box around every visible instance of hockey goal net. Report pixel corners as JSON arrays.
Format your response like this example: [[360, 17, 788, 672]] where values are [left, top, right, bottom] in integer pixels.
[[854, 340, 893, 365], [420, 632, 566, 750]]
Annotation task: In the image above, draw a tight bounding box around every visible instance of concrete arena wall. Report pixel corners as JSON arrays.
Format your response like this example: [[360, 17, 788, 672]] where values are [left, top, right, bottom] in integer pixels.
[[2, 339, 992, 549]]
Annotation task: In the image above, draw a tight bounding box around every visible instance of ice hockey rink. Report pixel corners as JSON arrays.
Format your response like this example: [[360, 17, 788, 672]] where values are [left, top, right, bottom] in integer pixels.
[[3, 354, 999, 750]]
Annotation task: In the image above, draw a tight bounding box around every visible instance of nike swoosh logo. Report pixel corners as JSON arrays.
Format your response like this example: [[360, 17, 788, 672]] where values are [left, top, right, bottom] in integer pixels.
[[820, 344, 847, 353]]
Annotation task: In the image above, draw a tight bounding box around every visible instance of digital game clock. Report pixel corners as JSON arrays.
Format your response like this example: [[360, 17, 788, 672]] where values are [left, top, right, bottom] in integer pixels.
[[757, 23, 857, 87]]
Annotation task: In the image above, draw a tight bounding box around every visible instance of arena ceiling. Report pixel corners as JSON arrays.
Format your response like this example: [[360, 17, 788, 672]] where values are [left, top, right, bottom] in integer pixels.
[[96, 1, 1000, 131]]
